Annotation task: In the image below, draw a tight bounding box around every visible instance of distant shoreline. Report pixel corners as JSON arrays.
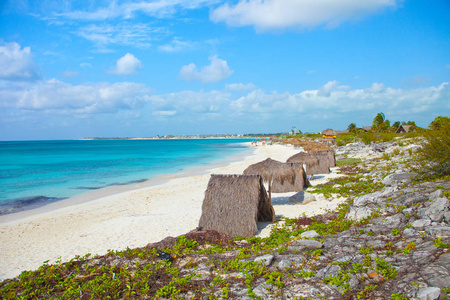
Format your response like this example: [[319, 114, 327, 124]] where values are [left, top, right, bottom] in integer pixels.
[[80, 136, 259, 140], [0, 140, 254, 219]]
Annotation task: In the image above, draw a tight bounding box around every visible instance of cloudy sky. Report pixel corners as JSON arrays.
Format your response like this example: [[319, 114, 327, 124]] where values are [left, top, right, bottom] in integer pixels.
[[0, 0, 449, 140]]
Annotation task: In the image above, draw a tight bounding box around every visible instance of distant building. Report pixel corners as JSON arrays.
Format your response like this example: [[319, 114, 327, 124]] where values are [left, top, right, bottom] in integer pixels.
[[362, 126, 372, 132], [396, 125, 414, 133], [321, 129, 338, 146]]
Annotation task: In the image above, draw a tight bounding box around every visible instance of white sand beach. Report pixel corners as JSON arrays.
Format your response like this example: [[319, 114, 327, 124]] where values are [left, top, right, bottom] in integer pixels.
[[0, 143, 343, 280]]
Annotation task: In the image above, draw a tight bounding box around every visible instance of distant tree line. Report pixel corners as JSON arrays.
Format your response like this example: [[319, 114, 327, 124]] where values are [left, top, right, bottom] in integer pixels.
[[347, 112, 419, 133]]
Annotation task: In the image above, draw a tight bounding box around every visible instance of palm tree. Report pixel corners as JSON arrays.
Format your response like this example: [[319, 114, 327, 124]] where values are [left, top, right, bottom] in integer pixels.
[[372, 112, 390, 132], [391, 121, 401, 132], [372, 112, 385, 129], [347, 123, 356, 132]]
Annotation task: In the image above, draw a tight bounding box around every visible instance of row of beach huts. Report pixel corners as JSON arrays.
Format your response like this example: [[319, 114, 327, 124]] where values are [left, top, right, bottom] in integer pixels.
[[198, 141, 336, 238]]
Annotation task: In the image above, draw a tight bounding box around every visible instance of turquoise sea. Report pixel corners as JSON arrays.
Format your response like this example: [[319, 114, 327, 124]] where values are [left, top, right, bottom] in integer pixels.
[[0, 139, 252, 215]]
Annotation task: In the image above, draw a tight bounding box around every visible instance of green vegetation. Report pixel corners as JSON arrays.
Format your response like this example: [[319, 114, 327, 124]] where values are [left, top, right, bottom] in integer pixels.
[[336, 157, 362, 167], [414, 116, 450, 178]]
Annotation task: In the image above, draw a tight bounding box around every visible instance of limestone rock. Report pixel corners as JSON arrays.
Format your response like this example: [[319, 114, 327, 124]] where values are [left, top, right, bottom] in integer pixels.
[[277, 259, 292, 269], [382, 172, 417, 186], [289, 191, 316, 204], [346, 206, 373, 221], [254, 254, 274, 266], [426, 226, 450, 237], [315, 264, 340, 279], [424, 197, 450, 222], [300, 230, 320, 239], [416, 287, 441, 300], [429, 189, 443, 200], [288, 239, 323, 252]]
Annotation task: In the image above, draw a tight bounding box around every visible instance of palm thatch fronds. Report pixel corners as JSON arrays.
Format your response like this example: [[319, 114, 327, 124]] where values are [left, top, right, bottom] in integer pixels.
[[300, 140, 333, 153], [314, 149, 336, 169], [243, 158, 307, 193], [288, 162, 311, 189], [198, 174, 275, 237], [286, 152, 322, 175], [322, 128, 338, 136]]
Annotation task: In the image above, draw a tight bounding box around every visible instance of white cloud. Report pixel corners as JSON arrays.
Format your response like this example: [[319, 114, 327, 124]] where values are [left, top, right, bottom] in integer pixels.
[[158, 38, 194, 53], [0, 79, 150, 114], [0, 42, 40, 81], [210, 0, 398, 31], [110, 53, 143, 75], [80, 62, 92, 68], [2, 78, 448, 139], [366, 82, 385, 92], [179, 55, 233, 83], [59, 0, 219, 20], [153, 110, 177, 116], [318, 80, 340, 96], [77, 23, 167, 50], [225, 83, 256, 91]]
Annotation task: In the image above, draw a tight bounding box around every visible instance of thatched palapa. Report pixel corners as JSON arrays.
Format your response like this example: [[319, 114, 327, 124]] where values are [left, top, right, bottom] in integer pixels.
[[243, 158, 309, 193], [286, 152, 327, 175], [322, 129, 338, 136], [312, 149, 336, 169], [198, 174, 275, 237]]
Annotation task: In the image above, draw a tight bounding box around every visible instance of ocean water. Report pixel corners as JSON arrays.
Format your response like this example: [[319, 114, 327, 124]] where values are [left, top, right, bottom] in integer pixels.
[[0, 139, 252, 214]]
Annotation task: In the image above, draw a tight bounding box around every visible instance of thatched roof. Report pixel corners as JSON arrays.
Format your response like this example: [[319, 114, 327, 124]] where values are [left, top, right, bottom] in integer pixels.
[[287, 151, 318, 165], [290, 140, 333, 153], [243, 158, 295, 186], [396, 125, 414, 133], [198, 174, 275, 237], [322, 128, 338, 136], [314, 149, 336, 169], [286, 152, 321, 175], [288, 162, 311, 189], [243, 158, 309, 193]]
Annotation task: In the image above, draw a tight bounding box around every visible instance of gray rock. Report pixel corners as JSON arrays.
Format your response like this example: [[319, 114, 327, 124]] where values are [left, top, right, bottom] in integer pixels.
[[426, 226, 450, 237], [289, 191, 316, 204], [288, 239, 323, 252], [420, 264, 450, 289], [424, 198, 450, 222], [349, 276, 360, 289], [300, 230, 321, 239], [382, 173, 418, 186], [383, 213, 407, 228], [315, 264, 341, 279], [346, 206, 373, 221], [254, 254, 274, 266], [277, 259, 292, 269], [353, 191, 383, 207], [416, 287, 441, 300], [253, 282, 271, 298], [403, 228, 416, 237], [445, 211, 450, 223], [429, 189, 443, 200]]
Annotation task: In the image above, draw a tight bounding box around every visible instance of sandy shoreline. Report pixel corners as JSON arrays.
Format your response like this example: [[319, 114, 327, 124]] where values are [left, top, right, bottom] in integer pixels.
[[0, 143, 342, 280]]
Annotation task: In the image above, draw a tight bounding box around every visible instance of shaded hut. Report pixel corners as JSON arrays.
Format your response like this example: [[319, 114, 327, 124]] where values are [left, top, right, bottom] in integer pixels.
[[395, 124, 414, 133], [312, 149, 336, 169], [288, 162, 311, 189], [198, 174, 275, 237], [322, 128, 338, 146], [243, 158, 308, 194], [286, 152, 325, 175]]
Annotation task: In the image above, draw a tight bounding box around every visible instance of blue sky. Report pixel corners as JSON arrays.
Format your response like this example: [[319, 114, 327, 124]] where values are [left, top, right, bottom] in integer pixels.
[[0, 0, 449, 140]]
